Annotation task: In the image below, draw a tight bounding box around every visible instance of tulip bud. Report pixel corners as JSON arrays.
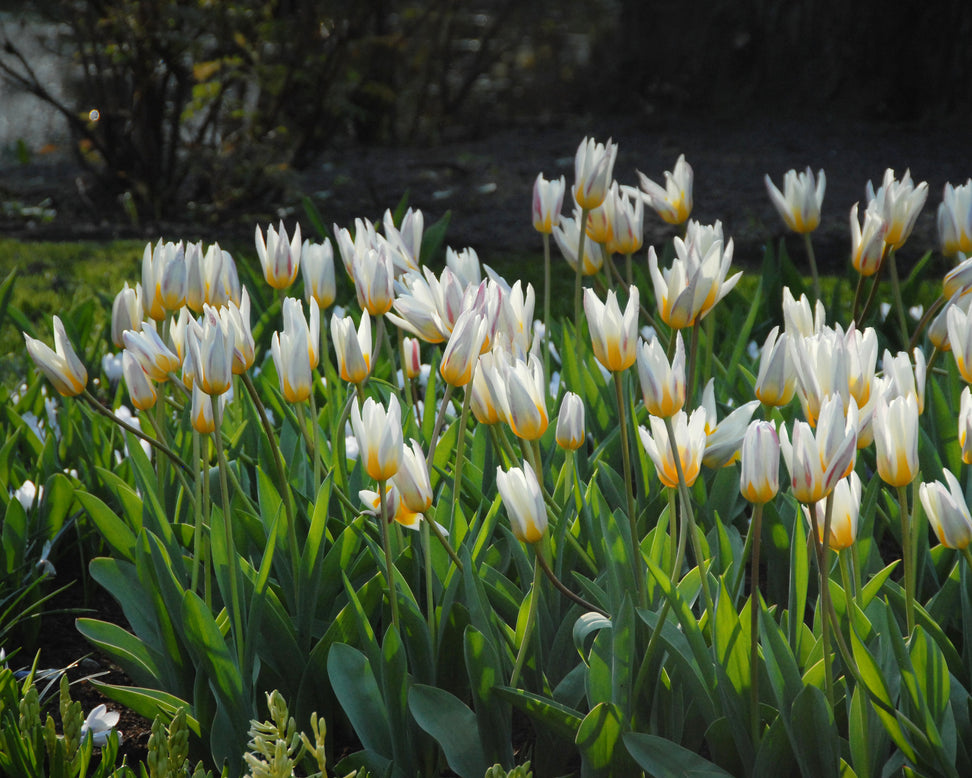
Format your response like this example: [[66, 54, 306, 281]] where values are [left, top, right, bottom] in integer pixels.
[[532, 173, 566, 234], [635, 154, 694, 225], [332, 312, 372, 385], [556, 392, 585, 451], [440, 309, 487, 387], [302, 238, 336, 310], [585, 285, 639, 373], [256, 220, 301, 289], [496, 460, 548, 543], [920, 469, 972, 549], [804, 472, 861, 550], [739, 420, 780, 504], [351, 395, 404, 482], [637, 332, 685, 418], [23, 315, 88, 397], [121, 351, 157, 411]]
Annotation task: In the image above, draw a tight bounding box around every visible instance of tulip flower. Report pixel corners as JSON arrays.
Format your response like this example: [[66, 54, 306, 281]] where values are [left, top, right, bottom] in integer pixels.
[[121, 351, 157, 411], [186, 241, 238, 312], [765, 168, 826, 234], [440, 309, 488, 387], [584, 285, 639, 373], [637, 331, 685, 418], [647, 233, 741, 329], [882, 347, 926, 413], [445, 246, 483, 289], [494, 350, 548, 441], [790, 327, 850, 426], [754, 326, 796, 407], [532, 173, 566, 234], [331, 312, 372, 385], [111, 282, 142, 349], [849, 202, 888, 276], [873, 393, 919, 487], [383, 207, 424, 273], [606, 183, 644, 256], [496, 460, 548, 543], [221, 290, 255, 375], [470, 350, 504, 425], [271, 299, 318, 403], [779, 394, 858, 504], [866, 168, 928, 251], [190, 383, 215, 434], [301, 238, 336, 310], [804, 472, 861, 550], [572, 136, 617, 210], [701, 382, 760, 468], [553, 210, 606, 276], [353, 245, 396, 317], [739, 420, 780, 504], [938, 180, 972, 257], [187, 308, 233, 396], [556, 391, 585, 450], [920, 469, 972, 549], [636, 154, 694, 225], [782, 287, 826, 338], [947, 302, 972, 383], [402, 336, 422, 381], [122, 322, 180, 382], [585, 198, 613, 246], [141, 240, 186, 320], [639, 408, 707, 489], [24, 315, 88, 397], [333, 217, 377, 279], [392, 439, 433, 514], [256, 220, 301, 289], [360, 483, 425, 531], [351, 395, 404, 482], [960, 388, 972, 465], [943, 254, 972, 300]]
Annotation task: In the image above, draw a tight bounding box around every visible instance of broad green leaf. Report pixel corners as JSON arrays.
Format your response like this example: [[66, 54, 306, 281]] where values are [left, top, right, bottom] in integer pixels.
[[464, 626, 514, 768], [88, 681, 199, 736], [910, 626, 950, 727], [624, 731, 734, 777], [495, 686, 583, 742], [76, 618, 160, 687], [790, 685, 839, 777], [408, 684, 488, 778], [328, 642, 393, 759], [75, 491, 137, 561], [575, 702, 626, 773]]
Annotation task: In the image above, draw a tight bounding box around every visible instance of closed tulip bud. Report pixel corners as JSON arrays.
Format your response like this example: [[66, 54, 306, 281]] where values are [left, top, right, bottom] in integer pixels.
[[383, 207, 424, 273], [351, 395, 404, 482], [186, 241, 235, 312], [256, 220, 301, 289], [765, 168, 826, 234], [804, 472, 861, 550], [392, 439, 433, 513], [636, 154, 694, 225], [961, 388, 972, 465], [190, 383, 215, 434], [556, 391, 585, 450], [782, 287, 827, 338], [607, 184, 644, 255], [850, 202, 888, 277], [947, 302, 972, 383], [920, 469, 972, 549], [882, 347, 925, 413], [24, 315, 87, 397], [585, 198, 613, 245], [141, 240, 186, 320], [222, 289, 255, 374], [496, 460, 548, 543], [495, 351, 548, 441], [121, 351, 157, 411], [754, 327, 796, 407], [553, 211, 606, 275], [866, 168, 928, 250], [301, 238, 336, 310], [440, 309, 488, 387], [739, 420, 780, 504], [637, 331, 685, 418], [532, 173, 566, 234], [573, 136, 617, 210], [938, 180, 972, 257], [470, 350, 504, 425], [445, 246, 482, 288], [639, 408, 707, 489], [332, 312, 372, 385], [779, 395, 858, 504], [111, 282, 142, 348], [187, 308, 233, 396], [353, 245, 395, 317], [402, 336, 422, 380], [873, 393, 919, 487], [271, 300, 314, 403], [585, 285, 639, 373]]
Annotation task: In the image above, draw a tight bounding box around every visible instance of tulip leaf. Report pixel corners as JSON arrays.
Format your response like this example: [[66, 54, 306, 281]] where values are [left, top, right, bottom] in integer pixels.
[[624, 731, 734, 777], [408, 683, 488, 778], [87, 680, 199, 736], [328, 642, 394, 759], [752, 716, 798, 778], [790, 685, 840, 776], [76, 617, 161, 687], [788, 499, 809, 654], [75, 490, 137, 561], [575, 701, 628, 773], [464, 625, 514, 768], [495, 686, 583, 742]]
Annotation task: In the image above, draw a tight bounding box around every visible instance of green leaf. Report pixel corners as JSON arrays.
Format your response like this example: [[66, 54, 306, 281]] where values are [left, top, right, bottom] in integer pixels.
[[408, 684, 489, 778], [495, 686, 583, 742], [419, 210, 451, 264], [75, 618, 160, 687], [910, 626, 950, 727], [87, 681, 199, 736], [75, 491, 137, 561], [464, 626, 514, 768], [790, 685, 839, 777], [575, 701, 626, 774], [624, 731, 734, 777], [327, 642, 393, 758]]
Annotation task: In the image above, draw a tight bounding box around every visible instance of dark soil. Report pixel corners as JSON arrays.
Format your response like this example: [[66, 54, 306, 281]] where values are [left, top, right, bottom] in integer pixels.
[[1, 108, 968, 278]]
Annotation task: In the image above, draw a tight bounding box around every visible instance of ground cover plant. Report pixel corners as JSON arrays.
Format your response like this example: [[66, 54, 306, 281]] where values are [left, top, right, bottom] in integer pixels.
[[4, 135, 972, 777]]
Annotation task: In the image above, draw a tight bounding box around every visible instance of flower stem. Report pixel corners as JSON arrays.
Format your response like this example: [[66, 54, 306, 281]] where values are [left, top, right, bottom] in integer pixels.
[[803, 232, 821, 302], [543, 232, 552, 401], [534, 543, 607, 617], [377, 477, 400, 631], [574, 206, 591, 331], [451, 383, 474, 530], [614, 371, 646, 609], [511, 550, 544, 687], [808, 497, 835, 709], [897, 483, 915, 634], [749, 502, 764, 744]]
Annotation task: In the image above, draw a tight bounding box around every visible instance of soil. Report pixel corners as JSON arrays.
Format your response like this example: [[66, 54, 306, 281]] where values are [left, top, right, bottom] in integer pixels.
[[1, 107, 969, 277]]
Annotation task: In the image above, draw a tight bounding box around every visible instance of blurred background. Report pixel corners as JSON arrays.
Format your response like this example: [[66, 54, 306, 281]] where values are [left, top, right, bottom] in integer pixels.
[[1, 0, 970, 231]]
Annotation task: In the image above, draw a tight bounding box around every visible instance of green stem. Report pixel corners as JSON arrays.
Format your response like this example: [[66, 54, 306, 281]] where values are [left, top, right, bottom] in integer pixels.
[[574, 206, 591, 332], [897, 483, 915, 635], [808, 497, 835, 709], [803, 232, 820, 302], [749, 503, 764, 744], [543, 232, 552, 402], [421, 519, 435, 644], [451, 384, 474, 530], [910, 294, 945, 350], [191, 430, 205, 595], [850, 273, 866, 324], [625, 252, 633, 287], [378, 477, 401, 631], [211, 394, 245, 668], [534, 543, 607, 617], [687, 321, 700, 403], [511, 551, 544, 687], [614, 371, 646, 609]]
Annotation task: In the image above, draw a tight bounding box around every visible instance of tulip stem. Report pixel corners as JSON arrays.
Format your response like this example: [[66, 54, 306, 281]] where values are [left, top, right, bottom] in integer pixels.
[[749, 502, 764, 744], [614, 371, 646, 609], [887, 248, 911, 347], [377, 477, 401, 631], [534, 544, 608, 617], [190, 430, 207, 598], [451, 384, 474, 529], [511, 552, 544, 687], [909, 294, 945, 351], [663, 414, 715, 621], [625, 252, 633, 288], [851, 273, 866, 323], [574, 206, 591, 331], [808, 496, 836, 709], [82, 390, 191, 472], [803, 232, 821, 302], [687, 321, 701, 403], [211, 395, 245, 668], [543, 232, 552, 401], [897, 483, 916, 634], [427, 383, 456, 473]]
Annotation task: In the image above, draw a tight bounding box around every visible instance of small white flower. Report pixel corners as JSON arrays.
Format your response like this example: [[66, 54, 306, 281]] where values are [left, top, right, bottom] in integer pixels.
[[81, 704, 122, 748], [13, 480, 42, 511]]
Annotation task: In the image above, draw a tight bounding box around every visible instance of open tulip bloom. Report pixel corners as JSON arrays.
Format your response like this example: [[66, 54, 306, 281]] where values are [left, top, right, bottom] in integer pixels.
[[636, 153, 694, 225], [24, 315, 88, 397], [765, 167, 826, 234]]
